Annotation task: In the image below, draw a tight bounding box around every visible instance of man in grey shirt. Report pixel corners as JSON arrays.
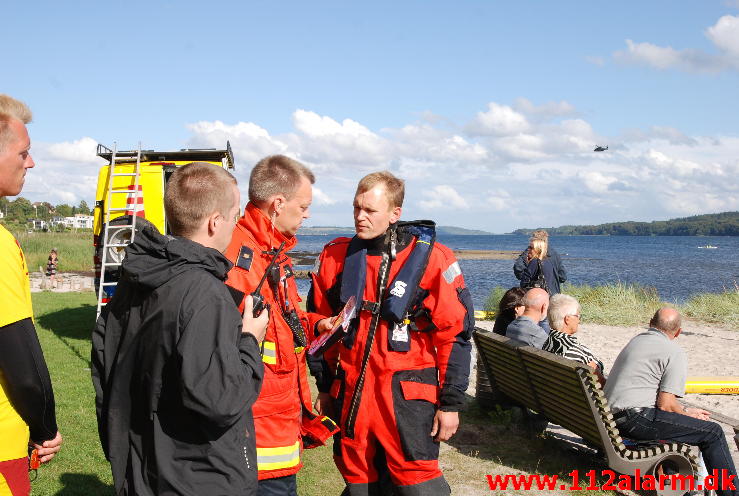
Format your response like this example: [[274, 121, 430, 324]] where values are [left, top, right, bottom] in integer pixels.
[[605, 308, 737, 496], [506, 288, 549, 349]]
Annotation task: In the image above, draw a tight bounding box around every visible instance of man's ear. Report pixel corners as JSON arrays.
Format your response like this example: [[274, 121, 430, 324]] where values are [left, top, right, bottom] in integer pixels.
[[269, 194, 287, 215], [389, 206, 402, 224], [207, 212, 220, 236]]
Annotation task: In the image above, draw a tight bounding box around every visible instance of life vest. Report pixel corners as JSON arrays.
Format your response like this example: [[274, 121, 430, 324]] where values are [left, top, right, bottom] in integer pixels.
[[339, 220, 436, 352]]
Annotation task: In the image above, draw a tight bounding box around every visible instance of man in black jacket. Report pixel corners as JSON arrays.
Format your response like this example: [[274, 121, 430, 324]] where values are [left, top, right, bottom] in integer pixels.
[[92, 163, 268, 496]]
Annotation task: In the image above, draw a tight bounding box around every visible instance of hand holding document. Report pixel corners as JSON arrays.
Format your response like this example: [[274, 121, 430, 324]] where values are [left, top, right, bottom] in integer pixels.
[[308, 296, 357, 356]]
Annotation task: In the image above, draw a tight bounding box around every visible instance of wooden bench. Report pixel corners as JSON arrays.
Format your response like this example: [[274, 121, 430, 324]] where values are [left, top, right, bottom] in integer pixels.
[[473, 327, 700, 496]]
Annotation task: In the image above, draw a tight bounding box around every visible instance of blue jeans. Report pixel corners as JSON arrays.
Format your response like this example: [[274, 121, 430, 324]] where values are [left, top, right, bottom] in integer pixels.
[[257, 475, 297, 496], [617, 408, 738, 496]]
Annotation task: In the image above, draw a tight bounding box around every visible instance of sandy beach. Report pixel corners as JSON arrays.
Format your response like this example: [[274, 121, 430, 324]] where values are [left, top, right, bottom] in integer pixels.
[[474, 318, 739, 465]]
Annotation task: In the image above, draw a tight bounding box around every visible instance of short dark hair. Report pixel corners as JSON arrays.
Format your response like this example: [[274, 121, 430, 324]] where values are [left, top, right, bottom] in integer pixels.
[[165, 162, 237, 236], [248, 155, 315, 206]]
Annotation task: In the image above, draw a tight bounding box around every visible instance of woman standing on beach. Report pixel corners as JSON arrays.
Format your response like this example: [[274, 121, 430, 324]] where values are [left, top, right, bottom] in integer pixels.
[[520, 238, 562, 295], [45, 249, 58, 289]]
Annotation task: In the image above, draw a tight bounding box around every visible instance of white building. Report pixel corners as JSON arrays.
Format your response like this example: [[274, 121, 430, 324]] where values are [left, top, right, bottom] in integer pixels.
[[30, 219, 48, 230], [64, 214, 94, 229]]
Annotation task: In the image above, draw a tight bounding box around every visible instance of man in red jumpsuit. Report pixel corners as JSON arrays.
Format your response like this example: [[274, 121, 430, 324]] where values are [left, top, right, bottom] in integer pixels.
[[309, 171, 473, 495], [224, 155, 338, 496]]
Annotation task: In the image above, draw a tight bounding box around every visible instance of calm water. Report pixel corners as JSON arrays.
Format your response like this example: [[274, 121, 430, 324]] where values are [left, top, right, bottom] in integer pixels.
[[291, 235, 739, 308]]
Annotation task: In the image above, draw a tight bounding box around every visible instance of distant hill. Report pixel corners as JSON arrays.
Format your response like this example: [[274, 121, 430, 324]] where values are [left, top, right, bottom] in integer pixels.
[[298, 225, 492, 236], [513, 211, 739, 236]]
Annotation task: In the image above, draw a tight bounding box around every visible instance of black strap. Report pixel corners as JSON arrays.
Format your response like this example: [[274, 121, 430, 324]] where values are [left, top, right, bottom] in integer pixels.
[[344, 246, 393, 439]]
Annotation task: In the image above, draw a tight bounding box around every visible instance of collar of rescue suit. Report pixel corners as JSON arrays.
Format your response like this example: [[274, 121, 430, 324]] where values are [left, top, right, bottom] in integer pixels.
[[239, 202, 298, 253], [361, 223, 413, 256]]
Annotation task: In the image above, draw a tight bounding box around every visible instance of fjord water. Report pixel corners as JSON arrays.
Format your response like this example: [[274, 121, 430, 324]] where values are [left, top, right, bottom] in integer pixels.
[[293, 235, 739, 308]]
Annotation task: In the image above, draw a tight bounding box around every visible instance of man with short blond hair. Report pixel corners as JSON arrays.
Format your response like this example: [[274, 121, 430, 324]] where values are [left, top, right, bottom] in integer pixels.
[[93, 163, 268, 495], [605, 308, 738, 496], [0, 94, 62, 496], [310, 171, 473, 495]]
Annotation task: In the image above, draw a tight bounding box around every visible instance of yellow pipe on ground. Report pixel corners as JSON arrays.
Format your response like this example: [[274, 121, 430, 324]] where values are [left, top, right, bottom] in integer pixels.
[[685, 377, 739, 394], [474, 310, 496, 320]]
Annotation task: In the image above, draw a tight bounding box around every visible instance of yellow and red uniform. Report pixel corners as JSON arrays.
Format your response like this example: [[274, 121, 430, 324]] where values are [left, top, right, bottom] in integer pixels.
[[309, 223, 473, 494], [224, 203, 337, 481], [0, 226, 33, 496]]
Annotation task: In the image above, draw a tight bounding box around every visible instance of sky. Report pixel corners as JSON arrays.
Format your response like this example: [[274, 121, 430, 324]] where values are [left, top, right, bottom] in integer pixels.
[[3, 0, 739, 233]]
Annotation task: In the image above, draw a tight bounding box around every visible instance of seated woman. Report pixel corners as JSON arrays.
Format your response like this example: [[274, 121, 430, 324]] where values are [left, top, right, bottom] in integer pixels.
[[492, 287, 526, 336], [520, 238, 562, 295], [544, 294, 605, 386]]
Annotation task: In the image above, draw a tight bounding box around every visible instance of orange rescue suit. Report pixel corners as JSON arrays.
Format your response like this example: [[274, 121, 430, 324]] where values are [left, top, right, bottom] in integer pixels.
[[224, 203, 337, 480], [308, 225, 473, 492]]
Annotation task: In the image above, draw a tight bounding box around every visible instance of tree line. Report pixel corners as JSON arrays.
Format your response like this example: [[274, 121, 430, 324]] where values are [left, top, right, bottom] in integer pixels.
[[0, 196, 93, 230], [513, 211, 739, 236]]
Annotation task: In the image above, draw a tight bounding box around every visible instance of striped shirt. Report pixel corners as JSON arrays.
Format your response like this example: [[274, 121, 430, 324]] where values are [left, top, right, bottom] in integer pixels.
[[543, 330, 604, 372]]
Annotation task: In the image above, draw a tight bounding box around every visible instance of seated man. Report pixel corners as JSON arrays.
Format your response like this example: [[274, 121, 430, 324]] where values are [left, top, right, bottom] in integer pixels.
[[543, 294, 605, 384], [505, 288, 549, 349], [605, 308, 738, 496]]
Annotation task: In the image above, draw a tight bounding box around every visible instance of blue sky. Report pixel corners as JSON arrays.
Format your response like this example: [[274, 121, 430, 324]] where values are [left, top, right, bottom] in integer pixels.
[[3, 1, 739, 232]]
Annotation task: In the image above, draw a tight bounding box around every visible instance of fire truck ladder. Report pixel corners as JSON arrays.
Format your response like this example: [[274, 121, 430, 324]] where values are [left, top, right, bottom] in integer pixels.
[[95, 143, 143, 319]]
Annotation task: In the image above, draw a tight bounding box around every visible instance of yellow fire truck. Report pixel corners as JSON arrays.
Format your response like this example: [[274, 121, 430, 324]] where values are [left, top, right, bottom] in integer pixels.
[[93, 142, 234, 316]]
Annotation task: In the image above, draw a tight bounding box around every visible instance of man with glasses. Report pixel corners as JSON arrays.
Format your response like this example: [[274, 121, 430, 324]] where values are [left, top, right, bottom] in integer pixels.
[[543, 294, 605, 385], [223, 155, 338, 496]]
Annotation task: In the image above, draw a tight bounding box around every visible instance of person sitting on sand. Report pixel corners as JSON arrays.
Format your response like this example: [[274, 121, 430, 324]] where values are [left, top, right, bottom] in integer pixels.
[[605, 308, 738, 496], [505, 288, 549, 348], [492, 287, 526, 336], [513, 229, 566, 288], [543, 294, 605, 385]]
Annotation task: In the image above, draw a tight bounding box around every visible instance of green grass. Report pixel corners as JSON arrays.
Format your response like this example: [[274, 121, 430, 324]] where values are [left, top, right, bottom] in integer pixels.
[[560, 282, 664, 326], [484, 282, 739, 328], [15, 232, 93, 273], [682, 284, 739, 327], [31, 292, 112, 495], [32, 292, 624, 495], [30, 291, 345, 495]]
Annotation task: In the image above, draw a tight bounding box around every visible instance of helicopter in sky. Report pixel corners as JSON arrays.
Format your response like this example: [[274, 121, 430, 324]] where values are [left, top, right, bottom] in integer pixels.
[[594, 145, 609, 152]]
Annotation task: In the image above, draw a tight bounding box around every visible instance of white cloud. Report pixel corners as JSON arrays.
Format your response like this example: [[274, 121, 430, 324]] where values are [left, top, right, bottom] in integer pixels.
[[312, 187, 337, 206], [42, 137, 99, 163], [612, 15, 739, 73], [20, 101, 739, 232], [512, 98, 578, 119], [465, 102, 530, 136], [585, 55, 605, 66], [706, 15, 739, 57], [419, 185, 469, 210]]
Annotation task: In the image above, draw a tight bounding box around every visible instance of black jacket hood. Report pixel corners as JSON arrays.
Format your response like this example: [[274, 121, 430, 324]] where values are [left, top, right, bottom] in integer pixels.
[[120, 226, 233, 290]]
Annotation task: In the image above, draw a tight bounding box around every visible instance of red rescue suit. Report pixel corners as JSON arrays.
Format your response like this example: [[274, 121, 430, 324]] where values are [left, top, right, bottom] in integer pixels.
[[309, 223, 474, 494], [224, 203, 338, 480]]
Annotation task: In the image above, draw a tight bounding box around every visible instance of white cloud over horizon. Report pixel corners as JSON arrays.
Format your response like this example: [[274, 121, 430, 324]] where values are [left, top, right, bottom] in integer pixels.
[[610, 15, 739, 73], [14, 101, 739, 233]]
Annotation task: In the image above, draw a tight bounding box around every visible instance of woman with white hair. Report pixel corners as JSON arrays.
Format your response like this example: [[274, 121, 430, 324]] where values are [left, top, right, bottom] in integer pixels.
[[544, 294, 605, 385]]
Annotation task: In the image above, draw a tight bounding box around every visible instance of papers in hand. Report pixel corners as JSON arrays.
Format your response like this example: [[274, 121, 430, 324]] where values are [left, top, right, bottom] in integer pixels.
[[308, 296, 357, 356]]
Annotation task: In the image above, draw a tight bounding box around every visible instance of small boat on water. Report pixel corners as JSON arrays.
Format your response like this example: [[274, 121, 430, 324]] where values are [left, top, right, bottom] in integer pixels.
[[698, 245, 718, 249]]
